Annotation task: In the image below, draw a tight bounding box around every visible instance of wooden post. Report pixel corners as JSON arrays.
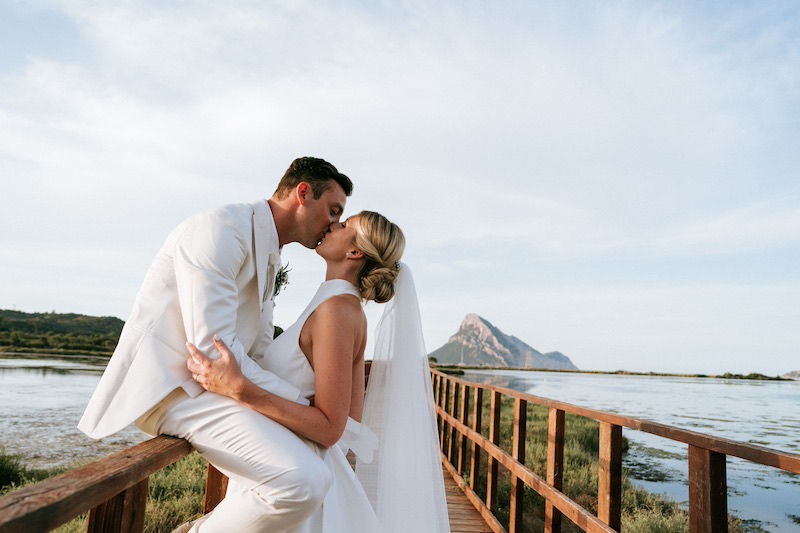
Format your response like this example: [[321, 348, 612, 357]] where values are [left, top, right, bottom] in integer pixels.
[[689, 446, 728, 533], [204, 464, 229, 514], [441, 378, 451, 454], [598, 422, 622, 531], [545, 408, 565, 533], [470, 387, 483, 492], [457, 384, 470, 475], [448, 382, 459, 463], [86, 478, 148, 533], [486, 391, 502, 513], [434, 374, 444, 441], [509, 398, 527, 533]]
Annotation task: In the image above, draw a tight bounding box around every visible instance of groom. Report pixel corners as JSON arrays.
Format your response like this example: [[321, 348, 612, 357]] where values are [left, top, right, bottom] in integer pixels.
[[79, 156, 352, 529]]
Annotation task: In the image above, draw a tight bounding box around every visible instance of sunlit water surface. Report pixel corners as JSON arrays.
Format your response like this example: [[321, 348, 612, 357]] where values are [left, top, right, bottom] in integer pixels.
[[0, 355, 146, 470]]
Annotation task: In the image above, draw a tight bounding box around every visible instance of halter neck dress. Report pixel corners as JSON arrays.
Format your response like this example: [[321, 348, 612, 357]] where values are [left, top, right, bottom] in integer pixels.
[[256, 279, 380, 533]]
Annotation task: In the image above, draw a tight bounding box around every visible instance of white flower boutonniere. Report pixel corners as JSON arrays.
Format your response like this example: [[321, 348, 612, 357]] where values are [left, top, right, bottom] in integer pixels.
[[274, 264, 291, 297]]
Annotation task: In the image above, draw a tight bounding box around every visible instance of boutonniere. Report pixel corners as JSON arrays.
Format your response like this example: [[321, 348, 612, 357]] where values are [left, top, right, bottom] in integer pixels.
[[274, 263, 291, 297]]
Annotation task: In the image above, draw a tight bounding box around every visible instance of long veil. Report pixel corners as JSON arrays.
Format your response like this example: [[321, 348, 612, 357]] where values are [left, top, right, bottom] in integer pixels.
[[356, 264, 451, 532]]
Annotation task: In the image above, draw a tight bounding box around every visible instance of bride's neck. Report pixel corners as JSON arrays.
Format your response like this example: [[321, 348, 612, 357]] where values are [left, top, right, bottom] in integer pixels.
[[324, 263, 360, 287]]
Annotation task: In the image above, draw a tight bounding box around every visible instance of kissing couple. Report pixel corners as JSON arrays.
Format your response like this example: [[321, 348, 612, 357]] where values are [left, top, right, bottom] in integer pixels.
[[79, 157, 450, 532]]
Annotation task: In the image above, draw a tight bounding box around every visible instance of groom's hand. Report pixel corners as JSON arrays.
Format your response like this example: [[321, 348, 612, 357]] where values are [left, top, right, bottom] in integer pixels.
[[186, 336, 247, 399]]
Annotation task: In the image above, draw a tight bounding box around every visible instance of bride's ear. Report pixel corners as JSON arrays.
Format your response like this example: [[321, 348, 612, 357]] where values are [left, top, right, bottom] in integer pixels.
[[347, 249, 365, 260]]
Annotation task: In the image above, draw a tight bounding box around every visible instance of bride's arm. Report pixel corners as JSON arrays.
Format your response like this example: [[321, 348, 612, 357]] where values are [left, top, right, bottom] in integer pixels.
[[187, 298, 363, 447]]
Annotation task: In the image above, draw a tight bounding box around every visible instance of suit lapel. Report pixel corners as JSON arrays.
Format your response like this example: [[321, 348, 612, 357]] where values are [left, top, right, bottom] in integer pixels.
[[252, 199, 272, 311]]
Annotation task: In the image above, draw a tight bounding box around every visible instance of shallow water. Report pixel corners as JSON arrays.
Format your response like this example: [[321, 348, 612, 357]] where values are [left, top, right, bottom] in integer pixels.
[[0, 355, 147, 471], [462, 369, 800, 531]]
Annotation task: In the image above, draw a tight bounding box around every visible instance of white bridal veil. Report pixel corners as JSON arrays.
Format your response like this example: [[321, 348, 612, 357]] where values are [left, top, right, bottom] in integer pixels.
[[356, 264, 451, 533]]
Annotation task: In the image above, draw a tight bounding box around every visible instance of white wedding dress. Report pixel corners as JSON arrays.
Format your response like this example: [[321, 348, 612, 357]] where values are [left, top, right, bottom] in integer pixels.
[[257, 279, 381, 533], [226, 267, 450, 533]]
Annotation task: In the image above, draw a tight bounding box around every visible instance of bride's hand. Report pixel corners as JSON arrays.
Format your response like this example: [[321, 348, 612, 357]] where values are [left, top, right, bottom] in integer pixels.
[[186, 336, 246, 399]]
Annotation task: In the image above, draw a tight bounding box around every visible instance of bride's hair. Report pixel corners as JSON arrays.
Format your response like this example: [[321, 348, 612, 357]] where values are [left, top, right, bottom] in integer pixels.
[[354, 211, 405, 303]]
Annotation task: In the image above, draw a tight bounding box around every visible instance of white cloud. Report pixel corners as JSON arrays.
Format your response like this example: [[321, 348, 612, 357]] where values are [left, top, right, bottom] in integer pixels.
[[2, 0, 800, 375], [652, 200, 800, 257]]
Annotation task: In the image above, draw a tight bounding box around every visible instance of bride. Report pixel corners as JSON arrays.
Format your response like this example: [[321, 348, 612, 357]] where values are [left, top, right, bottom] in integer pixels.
[[184, 210, 450, 533]]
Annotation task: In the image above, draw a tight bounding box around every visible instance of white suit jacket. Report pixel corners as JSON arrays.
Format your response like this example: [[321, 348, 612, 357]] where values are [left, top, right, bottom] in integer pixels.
[[78, 200, 302, 438]]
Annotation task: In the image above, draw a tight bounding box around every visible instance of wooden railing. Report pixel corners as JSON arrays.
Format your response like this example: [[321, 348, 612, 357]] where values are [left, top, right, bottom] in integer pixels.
[[0, 436, 228, 533], [431, 368, 800, 533]]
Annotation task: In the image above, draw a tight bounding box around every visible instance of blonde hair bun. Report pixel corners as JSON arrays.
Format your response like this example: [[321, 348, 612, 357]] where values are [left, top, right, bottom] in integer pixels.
[[354, 211, 405, 303]]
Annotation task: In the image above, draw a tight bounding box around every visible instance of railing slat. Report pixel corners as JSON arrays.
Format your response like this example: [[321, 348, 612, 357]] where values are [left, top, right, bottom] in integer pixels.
[[545, 408, 565, 533], [87, 478, 148, 533], [470, 387, 484, 493], [458, 384, 470, 474], [598, 422, 622, 531], [449, 382, 460, 462], [486, 390, 502, 514], [689, 446, 728, 533], [442, 379, 452, 456], [509, 398, 527, 533], [204, 464, 230, 514]]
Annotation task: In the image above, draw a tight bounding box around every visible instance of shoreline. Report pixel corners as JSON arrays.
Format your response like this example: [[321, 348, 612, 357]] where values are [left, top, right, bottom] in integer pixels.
[[432, 363, 797, 381], [2, 352, 794, 381]]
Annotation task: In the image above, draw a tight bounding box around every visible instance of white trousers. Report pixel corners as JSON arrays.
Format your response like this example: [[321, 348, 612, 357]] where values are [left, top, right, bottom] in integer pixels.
[[141, 389, 331, 533]]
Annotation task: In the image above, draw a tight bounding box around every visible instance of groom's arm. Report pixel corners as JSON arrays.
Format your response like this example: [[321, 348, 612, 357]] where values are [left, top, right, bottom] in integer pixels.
[[173, 207, 303, 403]]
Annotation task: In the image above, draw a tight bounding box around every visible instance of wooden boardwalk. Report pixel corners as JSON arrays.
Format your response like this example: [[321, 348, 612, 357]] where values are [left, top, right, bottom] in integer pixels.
[[441, 464, 493, 533]]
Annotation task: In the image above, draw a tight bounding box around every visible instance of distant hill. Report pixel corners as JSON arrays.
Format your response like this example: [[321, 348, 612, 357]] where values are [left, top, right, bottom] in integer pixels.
[[0, 309, 123, 355], [429, 314, 578, 370], [782, 370, 800, 381]]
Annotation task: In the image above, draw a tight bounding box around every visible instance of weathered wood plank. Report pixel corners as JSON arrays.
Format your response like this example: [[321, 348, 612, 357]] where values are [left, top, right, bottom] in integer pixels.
[[87, 478, 147, 533], [470, 387, 484, 493], [486, 391, 502, 514], [442, 456, 505, 533], [0, 435, 192, 533], [203, 464, 229, 514], [458, 384, 470, 474], [545, 407, 565, 533], [689, 446, 728, 533], [509, 398, 527, 533], [598, 422, 622, 531]]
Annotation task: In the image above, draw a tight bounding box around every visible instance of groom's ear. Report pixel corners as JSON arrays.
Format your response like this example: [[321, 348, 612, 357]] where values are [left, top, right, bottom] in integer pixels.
[[296, 182, 311, 205]]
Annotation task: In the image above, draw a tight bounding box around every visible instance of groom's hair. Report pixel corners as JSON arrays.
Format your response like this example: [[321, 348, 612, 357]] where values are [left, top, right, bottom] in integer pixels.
[[273, 157, 353, 200]]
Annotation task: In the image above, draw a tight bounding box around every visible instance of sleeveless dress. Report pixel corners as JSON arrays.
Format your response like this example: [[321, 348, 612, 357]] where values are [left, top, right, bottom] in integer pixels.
[[256, 279, 381, 533]]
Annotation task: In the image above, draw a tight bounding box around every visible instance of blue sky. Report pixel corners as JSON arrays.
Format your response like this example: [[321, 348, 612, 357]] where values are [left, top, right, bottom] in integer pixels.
[[1, 1, 798, 376]]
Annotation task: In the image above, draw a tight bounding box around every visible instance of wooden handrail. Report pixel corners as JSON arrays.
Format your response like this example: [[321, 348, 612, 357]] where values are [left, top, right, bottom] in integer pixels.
[[432, 369, 800, 533], [0, 436, 194, 533]]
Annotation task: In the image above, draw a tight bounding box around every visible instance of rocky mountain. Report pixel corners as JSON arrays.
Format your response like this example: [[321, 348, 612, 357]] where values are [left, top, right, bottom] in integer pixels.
[[782, 370, 800, 381], [428, 314, 578, 370]]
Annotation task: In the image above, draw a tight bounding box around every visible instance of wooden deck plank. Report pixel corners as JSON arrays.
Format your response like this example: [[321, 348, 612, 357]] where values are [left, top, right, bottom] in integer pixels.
[[442, 463, 494, 533]]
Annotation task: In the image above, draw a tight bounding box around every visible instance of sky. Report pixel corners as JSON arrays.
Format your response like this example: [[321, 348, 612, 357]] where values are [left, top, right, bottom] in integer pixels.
[[1, 0, 799, 376]]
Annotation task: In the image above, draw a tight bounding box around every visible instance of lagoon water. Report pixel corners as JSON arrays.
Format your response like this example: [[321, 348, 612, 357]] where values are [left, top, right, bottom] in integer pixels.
[[0, 355, 146, 471], [462, 369, 800, 532], [1, 355, 798, 530]]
